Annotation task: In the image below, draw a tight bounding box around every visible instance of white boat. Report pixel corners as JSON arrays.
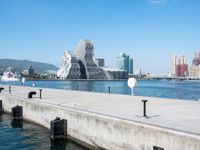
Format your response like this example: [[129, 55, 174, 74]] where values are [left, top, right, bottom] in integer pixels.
[[1, 69, 20, 82]]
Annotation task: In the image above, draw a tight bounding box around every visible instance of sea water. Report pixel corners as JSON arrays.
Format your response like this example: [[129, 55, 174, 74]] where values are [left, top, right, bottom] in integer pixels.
[[2, 79, 200, 100]]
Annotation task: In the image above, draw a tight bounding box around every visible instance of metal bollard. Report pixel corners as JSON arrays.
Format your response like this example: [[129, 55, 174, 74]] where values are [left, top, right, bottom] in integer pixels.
[[76, 85, 78, 91], [0, 100, 2, 113], [9, 86, 11, 94], [11, 105, 23, 128], [39, 89, 42, 99], [11, 105, 23, 120], [11, 105, 23, 127], [28, 91, 36, 98], [50, 117, 67, 144], [0, 87, 4, 93], [108, 86, 111, 94], [142, 100, 148, 117]]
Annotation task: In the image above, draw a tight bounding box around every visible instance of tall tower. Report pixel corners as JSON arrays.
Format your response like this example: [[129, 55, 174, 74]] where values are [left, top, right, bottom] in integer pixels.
[[171, 54, 177, 76], [116, 53, 134, 74], [180, 55, 186, 64], [129, 58, 133, 74], [116, 53, 129, 72]]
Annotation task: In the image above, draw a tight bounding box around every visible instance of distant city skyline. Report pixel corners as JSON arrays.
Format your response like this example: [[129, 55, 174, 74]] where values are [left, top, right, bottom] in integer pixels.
[[0, 0, 200, 74]]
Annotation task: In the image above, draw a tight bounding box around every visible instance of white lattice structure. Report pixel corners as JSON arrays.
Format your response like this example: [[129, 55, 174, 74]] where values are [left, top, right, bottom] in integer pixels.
[[57, 39, 128, 79]]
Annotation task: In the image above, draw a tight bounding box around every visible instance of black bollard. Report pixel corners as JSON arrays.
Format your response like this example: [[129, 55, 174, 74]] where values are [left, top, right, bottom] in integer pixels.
[[76, 85, 78, 91], [142, 100, 148, 117], [108, 86, 111, 94], [0, 100, 2, 113], [28, 91, 36, 98], [39, 89, 42, 99], [9, 86, 11, 94], [0, 87, 4, 93], [11, 105, 23, 128], [11, 105, 23, 120], [50, 117, 67, 144]]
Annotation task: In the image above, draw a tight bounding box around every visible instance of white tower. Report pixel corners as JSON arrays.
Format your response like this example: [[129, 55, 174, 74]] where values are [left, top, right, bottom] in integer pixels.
[[171, 54, 177, 76]]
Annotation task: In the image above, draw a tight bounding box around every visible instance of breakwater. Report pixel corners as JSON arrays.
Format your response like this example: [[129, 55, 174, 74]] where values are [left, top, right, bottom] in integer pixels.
[[0, 85, 200, 150]]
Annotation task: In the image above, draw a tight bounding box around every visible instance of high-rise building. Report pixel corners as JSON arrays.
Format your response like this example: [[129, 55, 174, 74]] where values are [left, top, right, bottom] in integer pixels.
[[176, 63, 188, 77], [129, 58, 133, 74], [116, 53, 133, 74], [192, 52, 200, 66], [171, 54, 189, 77], [175, 55, 189, 77], [190, 52, 200, 77], [171, 54, 177, 76], [95, 58, 105, 67], [116, 53, 129, 72]]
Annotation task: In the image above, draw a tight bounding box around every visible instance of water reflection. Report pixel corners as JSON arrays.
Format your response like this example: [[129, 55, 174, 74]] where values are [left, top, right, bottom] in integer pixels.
[[50, 142, 66, 150], [11, 119, 23, 128], [0, 113, 2, 122]]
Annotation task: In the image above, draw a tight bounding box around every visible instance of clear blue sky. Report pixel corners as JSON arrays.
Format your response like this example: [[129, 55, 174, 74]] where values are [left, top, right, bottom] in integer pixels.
[[0, 0, 200, 74]]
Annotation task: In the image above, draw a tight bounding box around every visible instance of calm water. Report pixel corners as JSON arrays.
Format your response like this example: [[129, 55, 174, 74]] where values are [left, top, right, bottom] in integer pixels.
[[1, 79, 200, 149], [0, 113, 88, 150], [1, 79, 200, 100]]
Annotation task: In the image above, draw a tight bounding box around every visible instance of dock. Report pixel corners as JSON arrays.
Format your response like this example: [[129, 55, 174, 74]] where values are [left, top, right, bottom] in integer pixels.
[[0, 85, 200, 150]]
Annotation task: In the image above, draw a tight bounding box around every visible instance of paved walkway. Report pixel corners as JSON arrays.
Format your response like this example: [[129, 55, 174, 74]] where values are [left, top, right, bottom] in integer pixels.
[[1, 85, 200, 136]]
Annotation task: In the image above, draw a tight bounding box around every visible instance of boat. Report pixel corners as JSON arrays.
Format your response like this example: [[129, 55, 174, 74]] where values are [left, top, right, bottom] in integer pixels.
[[1, 68, 20, 82]]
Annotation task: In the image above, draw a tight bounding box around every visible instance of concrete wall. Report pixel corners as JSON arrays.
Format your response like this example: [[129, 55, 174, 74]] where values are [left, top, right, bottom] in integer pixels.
[[1, 94, 200, 150]]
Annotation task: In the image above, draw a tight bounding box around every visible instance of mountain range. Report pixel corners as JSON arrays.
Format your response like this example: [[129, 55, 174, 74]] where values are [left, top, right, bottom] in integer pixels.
[[0, 59, 58, 72]]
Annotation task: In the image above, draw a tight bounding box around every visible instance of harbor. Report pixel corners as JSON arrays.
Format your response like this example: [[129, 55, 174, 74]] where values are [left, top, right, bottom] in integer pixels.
[[0, 85, 200, 150]]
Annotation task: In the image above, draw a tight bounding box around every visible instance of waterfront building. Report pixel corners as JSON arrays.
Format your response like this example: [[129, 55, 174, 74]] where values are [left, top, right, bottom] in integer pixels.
[[176, 63, 189, 77], [176, 55, 189, 77], [95, 58, 105, 67], [129, 58, 133, 74], [116, 53, 133, 74], [57, 39, 128, 79], [170, 54, 189, 77], [190, 52, 200, 77], [171, 54, 177, 77], [192, 52, 200, 66], [190, 66, 200, 77], [28, 66, 35, 76]]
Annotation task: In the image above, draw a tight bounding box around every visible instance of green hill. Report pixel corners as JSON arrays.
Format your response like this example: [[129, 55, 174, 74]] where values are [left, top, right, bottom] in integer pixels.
[[0, 59, 58, 72]]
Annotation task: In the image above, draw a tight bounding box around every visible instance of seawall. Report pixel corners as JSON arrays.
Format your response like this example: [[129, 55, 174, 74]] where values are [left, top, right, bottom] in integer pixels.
[[0, 85, 200, 150]]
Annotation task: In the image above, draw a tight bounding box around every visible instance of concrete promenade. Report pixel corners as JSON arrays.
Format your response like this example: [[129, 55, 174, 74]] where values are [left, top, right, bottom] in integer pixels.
[[0, 85, 200, 150]]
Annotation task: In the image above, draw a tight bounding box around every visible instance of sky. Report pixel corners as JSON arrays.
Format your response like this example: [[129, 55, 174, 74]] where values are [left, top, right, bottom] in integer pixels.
[[0, 0, 200, 74]]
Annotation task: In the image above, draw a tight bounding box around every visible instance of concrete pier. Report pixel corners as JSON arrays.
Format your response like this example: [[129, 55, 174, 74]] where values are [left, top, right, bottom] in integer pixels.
[[0, 85, 200, 150]]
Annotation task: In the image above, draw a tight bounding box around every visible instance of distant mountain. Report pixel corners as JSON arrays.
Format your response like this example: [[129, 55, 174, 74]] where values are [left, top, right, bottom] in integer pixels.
[[0, 59, 58, 72]]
